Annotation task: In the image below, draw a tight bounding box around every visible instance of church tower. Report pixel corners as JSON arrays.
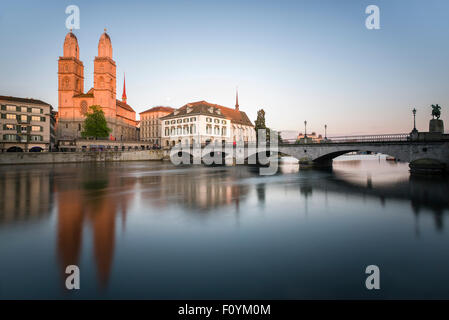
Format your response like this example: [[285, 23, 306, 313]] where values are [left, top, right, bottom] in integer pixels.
[[58, 31, 84, 138], [58, 31, 84, 137], [94, 29, 116, 119]]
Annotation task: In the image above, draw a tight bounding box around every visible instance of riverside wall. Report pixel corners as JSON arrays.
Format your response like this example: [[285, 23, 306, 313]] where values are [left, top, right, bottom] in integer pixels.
[[0, 150, 165, 165]]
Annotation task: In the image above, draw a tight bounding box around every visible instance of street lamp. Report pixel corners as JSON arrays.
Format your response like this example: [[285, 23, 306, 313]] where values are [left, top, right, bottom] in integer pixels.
[[412, 108, 417, 132], [324, 124, 327, 140]]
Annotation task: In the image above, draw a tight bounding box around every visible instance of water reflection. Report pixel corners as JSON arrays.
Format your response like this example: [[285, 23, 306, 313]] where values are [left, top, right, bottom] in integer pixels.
[[55, 164, 136, 288], [0, 159, 449, 298], [0, 169, 53, 223]]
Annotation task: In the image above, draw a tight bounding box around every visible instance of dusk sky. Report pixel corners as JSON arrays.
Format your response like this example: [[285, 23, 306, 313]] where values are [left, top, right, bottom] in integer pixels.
[[1, 0, 448, 135]]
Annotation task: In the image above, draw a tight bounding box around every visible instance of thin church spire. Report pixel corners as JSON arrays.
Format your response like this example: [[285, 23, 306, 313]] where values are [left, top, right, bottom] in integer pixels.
[[122, 73, 127, 103], [235, 87, 239, 111]]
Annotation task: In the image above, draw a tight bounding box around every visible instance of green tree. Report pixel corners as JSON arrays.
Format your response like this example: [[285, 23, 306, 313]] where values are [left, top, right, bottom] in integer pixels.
[[81, 105, 111, 139]]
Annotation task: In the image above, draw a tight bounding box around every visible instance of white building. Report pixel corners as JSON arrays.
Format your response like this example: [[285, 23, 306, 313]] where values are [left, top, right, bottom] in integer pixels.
[[161, 100, 255, 148]]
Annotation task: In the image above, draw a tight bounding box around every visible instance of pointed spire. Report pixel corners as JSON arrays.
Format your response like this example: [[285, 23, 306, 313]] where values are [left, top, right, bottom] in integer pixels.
[[122, 73, 127, 103], [235, 87, 239, 111]]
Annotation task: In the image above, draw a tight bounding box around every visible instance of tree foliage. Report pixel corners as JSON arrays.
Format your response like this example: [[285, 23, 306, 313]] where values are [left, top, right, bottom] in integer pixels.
[[81, 105, 111, 139]]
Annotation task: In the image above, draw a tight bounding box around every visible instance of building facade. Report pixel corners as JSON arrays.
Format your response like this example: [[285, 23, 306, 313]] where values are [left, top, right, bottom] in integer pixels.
[[139, 106, 174, 146], [57, 30, 137, 141], [296, 131, 323, 143], [0, 96, 55, 152], [161, 99, 255, 148]]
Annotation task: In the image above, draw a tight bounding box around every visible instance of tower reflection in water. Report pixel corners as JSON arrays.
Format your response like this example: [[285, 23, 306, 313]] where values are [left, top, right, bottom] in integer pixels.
[[55, 165, 134, 288], [53, 164, 250, 289]]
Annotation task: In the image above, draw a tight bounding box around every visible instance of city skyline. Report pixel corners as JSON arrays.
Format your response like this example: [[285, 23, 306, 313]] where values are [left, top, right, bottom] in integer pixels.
[[1, 0, 449, 135]]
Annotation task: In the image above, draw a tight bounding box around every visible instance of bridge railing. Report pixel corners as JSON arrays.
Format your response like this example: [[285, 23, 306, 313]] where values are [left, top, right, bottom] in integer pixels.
[[281, 133, 410, 144]]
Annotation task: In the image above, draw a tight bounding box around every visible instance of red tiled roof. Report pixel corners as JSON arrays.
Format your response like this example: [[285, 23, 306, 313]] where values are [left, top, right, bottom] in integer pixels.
[[73, 88, 94, 98], [140, 106, 174, 114], [116, 99, 135, 112], [170, 100, 254, 126], [0, 95, 51, 106], [161, 101, 227, 120], [215, 105, 254, 127], [73, 92, 93, 98]]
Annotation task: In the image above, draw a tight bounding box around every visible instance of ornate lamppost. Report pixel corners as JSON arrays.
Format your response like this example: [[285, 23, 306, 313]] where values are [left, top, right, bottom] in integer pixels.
[[324, 124, 327, 140], [304, 121, 307, 138], [412, 108, 417, 133]]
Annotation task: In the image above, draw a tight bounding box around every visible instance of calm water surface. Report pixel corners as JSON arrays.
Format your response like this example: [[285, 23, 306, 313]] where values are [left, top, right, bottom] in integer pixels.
[[0, 157, 448, 299]]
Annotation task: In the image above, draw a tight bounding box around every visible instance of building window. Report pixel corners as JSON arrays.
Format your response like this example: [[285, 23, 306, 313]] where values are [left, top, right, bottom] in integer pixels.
[[206, 117, 212, 123], [214, 126, 220, 135], [31, 126, 41, 132], [4, 124, 15, 130], [32, 108, 41, 114], [30, 135, 43, 142], [214, 119, 219, 123], [6, 114, 16, 120], [206, 125, 212, 134], [3, 134, 17, 141], [222, 127, 227, 136], [31, 116, 41, 121], [80, 101, 88, 115], [190, 117, 196, 122]]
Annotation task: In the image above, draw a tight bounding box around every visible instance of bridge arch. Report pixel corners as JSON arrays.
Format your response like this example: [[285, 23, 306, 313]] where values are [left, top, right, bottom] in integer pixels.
[[278, 141, 449, 173], [244, 150, 276, 165]]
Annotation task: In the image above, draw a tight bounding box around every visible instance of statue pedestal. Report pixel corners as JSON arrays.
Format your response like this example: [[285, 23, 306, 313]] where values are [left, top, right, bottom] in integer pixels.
[[429, 119, 444, 133]]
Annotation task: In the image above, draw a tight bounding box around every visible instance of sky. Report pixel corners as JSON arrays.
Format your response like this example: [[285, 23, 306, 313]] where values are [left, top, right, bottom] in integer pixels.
[[1, 0, 449, 135]]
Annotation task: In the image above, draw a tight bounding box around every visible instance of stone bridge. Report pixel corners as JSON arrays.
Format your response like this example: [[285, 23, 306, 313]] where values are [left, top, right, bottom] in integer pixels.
[[278, 140, 449, 172], [170, 134, 449, 173]]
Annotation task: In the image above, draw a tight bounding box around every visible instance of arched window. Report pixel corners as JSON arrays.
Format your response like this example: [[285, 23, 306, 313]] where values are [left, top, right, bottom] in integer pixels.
[[80, 101, 88, 115], [63, 77, 70, 89]]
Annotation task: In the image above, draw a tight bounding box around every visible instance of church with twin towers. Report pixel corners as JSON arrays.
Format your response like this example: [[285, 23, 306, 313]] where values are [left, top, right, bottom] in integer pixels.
[[57, 29, 137, 141]]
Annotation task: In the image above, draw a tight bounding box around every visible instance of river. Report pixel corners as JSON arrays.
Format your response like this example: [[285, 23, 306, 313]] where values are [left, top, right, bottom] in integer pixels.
[[0, 157, 448, 299]]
